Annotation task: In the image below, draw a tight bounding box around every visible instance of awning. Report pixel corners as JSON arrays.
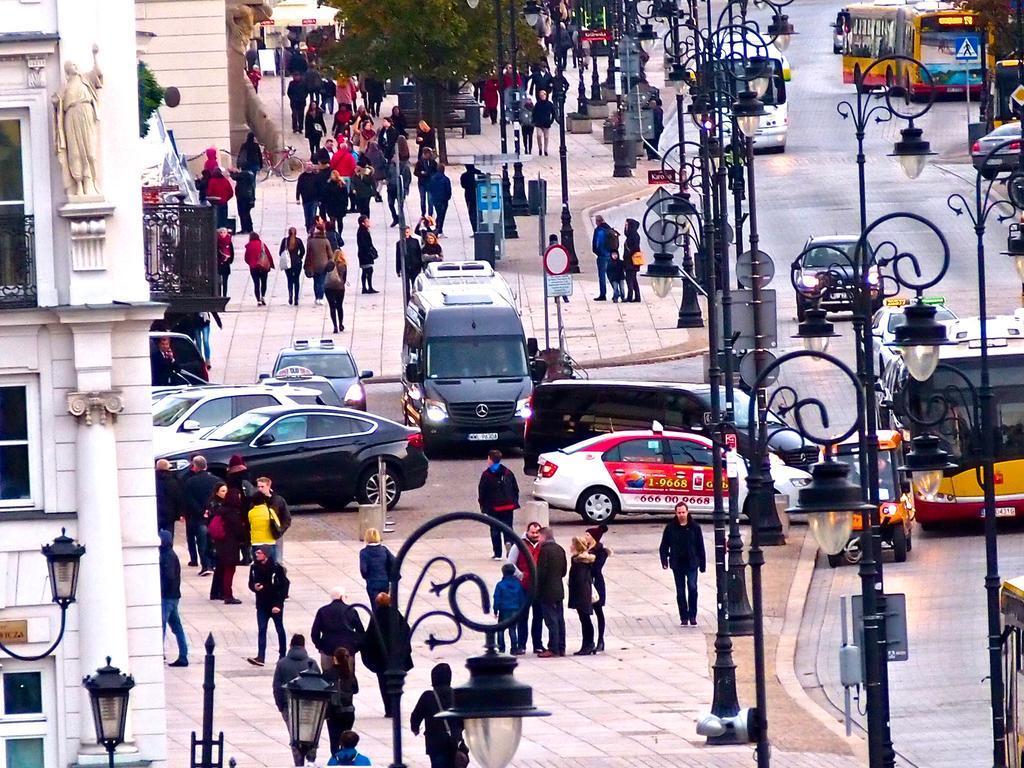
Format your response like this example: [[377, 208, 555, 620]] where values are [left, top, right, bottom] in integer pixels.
[[262, 1, 339, 28]]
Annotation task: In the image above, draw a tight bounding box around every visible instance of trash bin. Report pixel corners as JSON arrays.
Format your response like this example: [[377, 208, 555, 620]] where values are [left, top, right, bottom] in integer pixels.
[[465, 103, 482, 135], [358, 504, 385, 541], [398, 85, 417, 114], [602, 120, 615, 144], [528, 179, 544, 215], [474, 230, 496, 266]]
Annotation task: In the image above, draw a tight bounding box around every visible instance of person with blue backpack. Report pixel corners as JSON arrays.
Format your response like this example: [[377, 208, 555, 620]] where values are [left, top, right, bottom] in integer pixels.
[[493, 563, 527, 654]]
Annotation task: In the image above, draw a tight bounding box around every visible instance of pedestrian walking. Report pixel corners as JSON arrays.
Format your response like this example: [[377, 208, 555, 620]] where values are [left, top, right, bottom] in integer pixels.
[[585, 525, 610, 651], [229, 167, 256, 234], [623, 218, 643, 302], [459, 164, 482, 233], [247, 64, 262, 93], [478, 449, 520, 559], [305, 223, 333, 305], [243, 231, 275, 306], [493, 562, 526, 653], [323, 647, 359, 755], [287, 73, 309, 134], [183, 455, 220, 573], [278, 227, 306, 306], [155, 458, 186, 537], [246, 476, 290, 561], [506, 521, 544, 654], [535, 527, 567, 657], [324, 170, 349, 233], [351, 166, 376, 218], [324, 248, 349, 333], [385, 162, 409, 228], [207, 482, 244, 604], [217, 227, 234, 297], [328, 731, 372, 766], [225, 454, 255, 564], [296, 162, 322, 232], [365, 77, 385, 116], [159, 530, 189, 667], [426, 163, 452, 235], [321, 76, 337, 116], [361, 592, 413, 718], [531, 90, 556, 156], [236, 131, 264, 177], [378, 117, 399, 162], [396, 226, 423, 297], [648, 97, 664, 160], [410, 663, 464, 768], [482, 77, 500, 124], [272, 634, 319, 766], [414, 148, 438, 217], [567, 535, 596, 655], [520, 97, 535, 154], [607, 251, 626, 302], [311, 586, 365, 673], [205, 167, 234, 229], [305, 103, 328, 158], [247, 546, 290, 666], [359, 528, 395, 603], [415, 119, 437, 160], [334, 102, 355, 140], [391, 105, 408, 134], [356, 215, 379, 293], [591, 215, 616, 301], [659, 501, 706, 626]]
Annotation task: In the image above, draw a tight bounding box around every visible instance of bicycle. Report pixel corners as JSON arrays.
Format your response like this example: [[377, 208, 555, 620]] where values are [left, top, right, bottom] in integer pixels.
[[258, 145, 304, 182]]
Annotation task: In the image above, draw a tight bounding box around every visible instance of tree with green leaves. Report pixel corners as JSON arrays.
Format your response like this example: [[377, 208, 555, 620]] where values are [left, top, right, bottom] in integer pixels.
[[966, 0, 1017, 59], [321, 0, 542, 160], [137, 61, 165, 138]]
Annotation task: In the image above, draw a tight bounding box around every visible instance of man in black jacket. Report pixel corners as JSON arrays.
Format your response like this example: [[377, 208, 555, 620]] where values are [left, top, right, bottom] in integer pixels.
[[183, 455, 220, 573], [478, 449, 520, 559], [272, 634, 320, 766], [395, 226, 423, 297], [155, 459, 185, 537], [295, 163, 321, 232], [247, 546, 290, 666], [159, 530, 188, 667], [459, 163, 483, 233], [660, 501, 707, 626], [310, 587, 366, 672], [535, 527, 567, 657], [287, 74, 308, 133]]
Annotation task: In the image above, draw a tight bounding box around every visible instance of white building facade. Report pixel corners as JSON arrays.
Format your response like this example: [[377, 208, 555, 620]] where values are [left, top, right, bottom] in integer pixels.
[[0, 0, 168, 766]]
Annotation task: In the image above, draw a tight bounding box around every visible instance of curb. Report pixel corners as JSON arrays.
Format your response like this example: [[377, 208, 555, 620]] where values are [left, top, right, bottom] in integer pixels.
[[776, 531, 868, 760]]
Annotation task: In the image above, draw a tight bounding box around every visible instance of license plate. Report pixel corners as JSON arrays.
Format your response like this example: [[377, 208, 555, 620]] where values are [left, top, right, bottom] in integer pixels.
[[997, 506, 1016, 518], [986, 158, 1002, 166], [467, 432, 499, 441]]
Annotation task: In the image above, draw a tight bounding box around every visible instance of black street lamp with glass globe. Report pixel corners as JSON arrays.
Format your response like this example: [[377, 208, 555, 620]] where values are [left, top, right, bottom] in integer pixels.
[[83, 658, 135, 768]]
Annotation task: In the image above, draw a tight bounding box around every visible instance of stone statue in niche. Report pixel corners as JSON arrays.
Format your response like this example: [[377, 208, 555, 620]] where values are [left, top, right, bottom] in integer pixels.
[[53, 45, 104, 200]]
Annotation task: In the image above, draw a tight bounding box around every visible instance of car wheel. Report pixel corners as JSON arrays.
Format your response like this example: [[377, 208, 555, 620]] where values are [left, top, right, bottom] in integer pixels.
[[358, 463, 402, 510], [892, 525, 908, 562], [827, 553, 843, 568], [575, 486, 620, 524]]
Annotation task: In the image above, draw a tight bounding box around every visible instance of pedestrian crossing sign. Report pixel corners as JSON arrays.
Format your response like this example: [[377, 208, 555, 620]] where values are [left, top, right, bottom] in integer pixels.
[[954, 35, 980, 62]]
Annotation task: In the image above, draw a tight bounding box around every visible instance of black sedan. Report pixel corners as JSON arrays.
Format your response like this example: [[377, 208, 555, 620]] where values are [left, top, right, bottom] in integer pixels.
[[971, 122, 1024, 179], [158, 405, 427, 510]]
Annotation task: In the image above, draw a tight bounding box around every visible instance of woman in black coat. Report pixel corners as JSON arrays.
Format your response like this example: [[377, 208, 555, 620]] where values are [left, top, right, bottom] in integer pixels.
[[323, 646, 359, 754], [304, 103, 328, 157], [207, 483, 244, 604], [623, 217, 642, 303], [356, 214, 378, 294], [586, 525, 610, 651], [567, 535, 596, 655], [410, 662, 463, 768], [361, 593, 413, 718], [323, 171, 349, 233]]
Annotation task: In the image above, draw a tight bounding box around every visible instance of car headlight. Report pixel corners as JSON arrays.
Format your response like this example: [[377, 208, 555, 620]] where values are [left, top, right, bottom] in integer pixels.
[[343, 382, 365, 405], [866, 266, 880, 286], [798, 273, 821, 293], [515, 397, 532, 419], [167, 458, 191, 471], [424, 398, 448, 423]]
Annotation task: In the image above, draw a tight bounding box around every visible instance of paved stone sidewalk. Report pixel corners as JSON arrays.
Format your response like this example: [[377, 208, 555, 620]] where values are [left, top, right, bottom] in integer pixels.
[[209, 65, 705, 384]]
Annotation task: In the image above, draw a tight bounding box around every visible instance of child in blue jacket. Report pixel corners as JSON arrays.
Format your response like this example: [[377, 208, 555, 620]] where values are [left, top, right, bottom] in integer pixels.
[[493, 563, 527, 654]]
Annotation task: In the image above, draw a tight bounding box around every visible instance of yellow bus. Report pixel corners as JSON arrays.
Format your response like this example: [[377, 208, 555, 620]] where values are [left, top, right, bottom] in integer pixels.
[[837, 4, 988, 96], [993, 59, 1024, 125]]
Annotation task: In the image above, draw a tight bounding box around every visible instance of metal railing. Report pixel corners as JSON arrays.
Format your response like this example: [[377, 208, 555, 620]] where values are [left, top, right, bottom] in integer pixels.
[[143, 203, 217, 300], [0, 214, 37, 309]]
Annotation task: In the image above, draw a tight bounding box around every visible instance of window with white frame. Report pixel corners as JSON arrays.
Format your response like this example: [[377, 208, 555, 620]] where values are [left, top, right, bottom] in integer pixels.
[[0, 381, 41, 509], [0, 668, 48, 768]]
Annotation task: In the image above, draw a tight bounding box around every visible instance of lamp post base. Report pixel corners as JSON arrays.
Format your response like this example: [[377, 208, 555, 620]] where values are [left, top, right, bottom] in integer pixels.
[[511, 163, 531, 216], [677, 289, 704, 328], [612, 139, 633, 177]]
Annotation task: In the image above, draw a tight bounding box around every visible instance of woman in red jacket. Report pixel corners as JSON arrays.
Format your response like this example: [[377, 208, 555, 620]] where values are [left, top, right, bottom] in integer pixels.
[[205, 168, 234, 229], [482, 77, 500, 124], [243, 231, 275, 306]]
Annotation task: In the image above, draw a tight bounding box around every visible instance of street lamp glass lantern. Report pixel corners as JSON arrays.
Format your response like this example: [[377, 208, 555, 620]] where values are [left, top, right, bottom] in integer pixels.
[[522, 0, 542, 27], [808, 511, 855, 556], [651, 275, 675, 298], [888, 300, 950, 381], [466, 0, 480, 8], [890, 123, 935, 179], [792, 308, 839, 353], [768, 14, 796, 51], [42, 529, 86, 606], [285, 669, 333, 756], [787, 459, 871, 556], [82, 658, 134, 749], [899, 433, 956, 501], [639, 24, 659, 53], [732, 90, 767, 138], [464, 717, 524, 768]]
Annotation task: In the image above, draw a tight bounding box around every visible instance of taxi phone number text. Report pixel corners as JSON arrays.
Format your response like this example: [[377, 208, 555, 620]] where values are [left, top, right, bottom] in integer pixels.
[[633, 494, 714, 505], [643, 477, 726, 491]]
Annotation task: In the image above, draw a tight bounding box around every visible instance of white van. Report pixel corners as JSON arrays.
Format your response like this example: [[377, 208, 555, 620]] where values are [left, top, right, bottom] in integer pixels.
[[413, 261, 517, 305]]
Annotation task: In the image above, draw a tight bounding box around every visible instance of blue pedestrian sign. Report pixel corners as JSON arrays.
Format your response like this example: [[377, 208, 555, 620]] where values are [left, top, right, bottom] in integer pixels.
[[954, 35, 980, 62]]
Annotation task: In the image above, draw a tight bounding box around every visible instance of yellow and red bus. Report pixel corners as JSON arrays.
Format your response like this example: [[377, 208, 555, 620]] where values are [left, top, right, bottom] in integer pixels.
[[836, 3, 990, 96]]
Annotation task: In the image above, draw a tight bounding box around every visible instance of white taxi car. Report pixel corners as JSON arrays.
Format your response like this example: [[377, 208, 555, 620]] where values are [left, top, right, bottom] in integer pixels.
[[533, 427, 810, 523], [872, 296, 957, 374]]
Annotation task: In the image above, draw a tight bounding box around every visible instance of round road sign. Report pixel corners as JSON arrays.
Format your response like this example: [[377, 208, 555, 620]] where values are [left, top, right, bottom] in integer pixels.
[[544, 243, 572, 275]]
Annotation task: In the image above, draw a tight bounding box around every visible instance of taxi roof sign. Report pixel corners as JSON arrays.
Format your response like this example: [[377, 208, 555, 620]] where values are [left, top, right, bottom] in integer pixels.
[[883, 297, 909, 307], [883, 296, 944, 307], [274, 365, 315, 378]]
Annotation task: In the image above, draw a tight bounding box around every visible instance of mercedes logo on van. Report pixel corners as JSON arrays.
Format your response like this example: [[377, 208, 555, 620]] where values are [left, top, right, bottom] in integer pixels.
[[476, 404, 489, 418]]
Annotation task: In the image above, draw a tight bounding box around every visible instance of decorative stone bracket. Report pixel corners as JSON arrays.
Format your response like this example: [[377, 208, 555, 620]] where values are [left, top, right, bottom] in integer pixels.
[[67, 390, 123, 425], [58, 201, 115, 272]]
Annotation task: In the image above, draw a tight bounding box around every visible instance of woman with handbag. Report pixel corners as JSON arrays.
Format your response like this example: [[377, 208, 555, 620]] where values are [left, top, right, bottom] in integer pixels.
[[567, 535, 597, 655], [243, 231, 275, 306], [207, 483, 244, 605], [324, 249, 348, 333], [411, 662, 465, 768], [323, 646, 359, 755], [356, 214, 378, 294], [279, 227, 306, 306], [304, 223, 333, 305], [304, 102, 327, 158], [623, 217, 643, 302]]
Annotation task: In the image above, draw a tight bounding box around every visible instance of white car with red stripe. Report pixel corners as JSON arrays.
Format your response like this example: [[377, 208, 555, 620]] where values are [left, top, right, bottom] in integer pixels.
[[533, 428, 810, 524]]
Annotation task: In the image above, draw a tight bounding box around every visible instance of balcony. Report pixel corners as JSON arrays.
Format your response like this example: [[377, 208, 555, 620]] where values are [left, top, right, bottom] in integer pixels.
[[143, 203, 228, 315], [0, 214, 37, 309]]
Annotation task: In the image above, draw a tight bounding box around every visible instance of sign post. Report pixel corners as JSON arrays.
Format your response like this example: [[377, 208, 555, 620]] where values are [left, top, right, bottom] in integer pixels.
[[544, 242, 572, 360], [954, 35, 980, 127]]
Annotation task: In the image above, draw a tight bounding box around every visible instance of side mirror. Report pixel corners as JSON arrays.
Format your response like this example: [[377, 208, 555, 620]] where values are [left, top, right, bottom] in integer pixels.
[[527, 337, 539, 357], [181, 419, 202, 432], [360, 370, 375, 380], [871, 327, 883, 338], [254, 433, 275, 447], [530, 358, 549, 384], [258, 373, 270, 381], [405, 362, 422, 382]]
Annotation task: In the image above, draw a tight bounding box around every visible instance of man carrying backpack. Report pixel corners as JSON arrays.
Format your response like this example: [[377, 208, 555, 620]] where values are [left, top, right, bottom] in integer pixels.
[[592, 215, 618, 301]]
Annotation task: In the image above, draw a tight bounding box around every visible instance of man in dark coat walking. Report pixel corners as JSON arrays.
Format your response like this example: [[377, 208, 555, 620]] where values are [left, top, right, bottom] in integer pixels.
[[310, 587, 366, 672], [478, 449, 520, 559], [395, 226, 423, 298], [155, 459, 186, 536], [183, 455, 220, 573], [287, 74, 309, 133], [459, 163, 483, 233], [159, 530, 188, 666], [535, 527, 567, 657], [660, 501, 707, 626], [272, 634, 320, 766]]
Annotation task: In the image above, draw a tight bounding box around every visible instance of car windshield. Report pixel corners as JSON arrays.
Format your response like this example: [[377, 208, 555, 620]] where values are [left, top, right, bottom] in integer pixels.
[[425, 336, 529, 379], [835, 447, 898, 501], [207, 411, 273, 442], [153, 394, 203, 427], [803, 242, 873, 269], [887, 307, 955, 334], [276, 353, 356, 379]]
